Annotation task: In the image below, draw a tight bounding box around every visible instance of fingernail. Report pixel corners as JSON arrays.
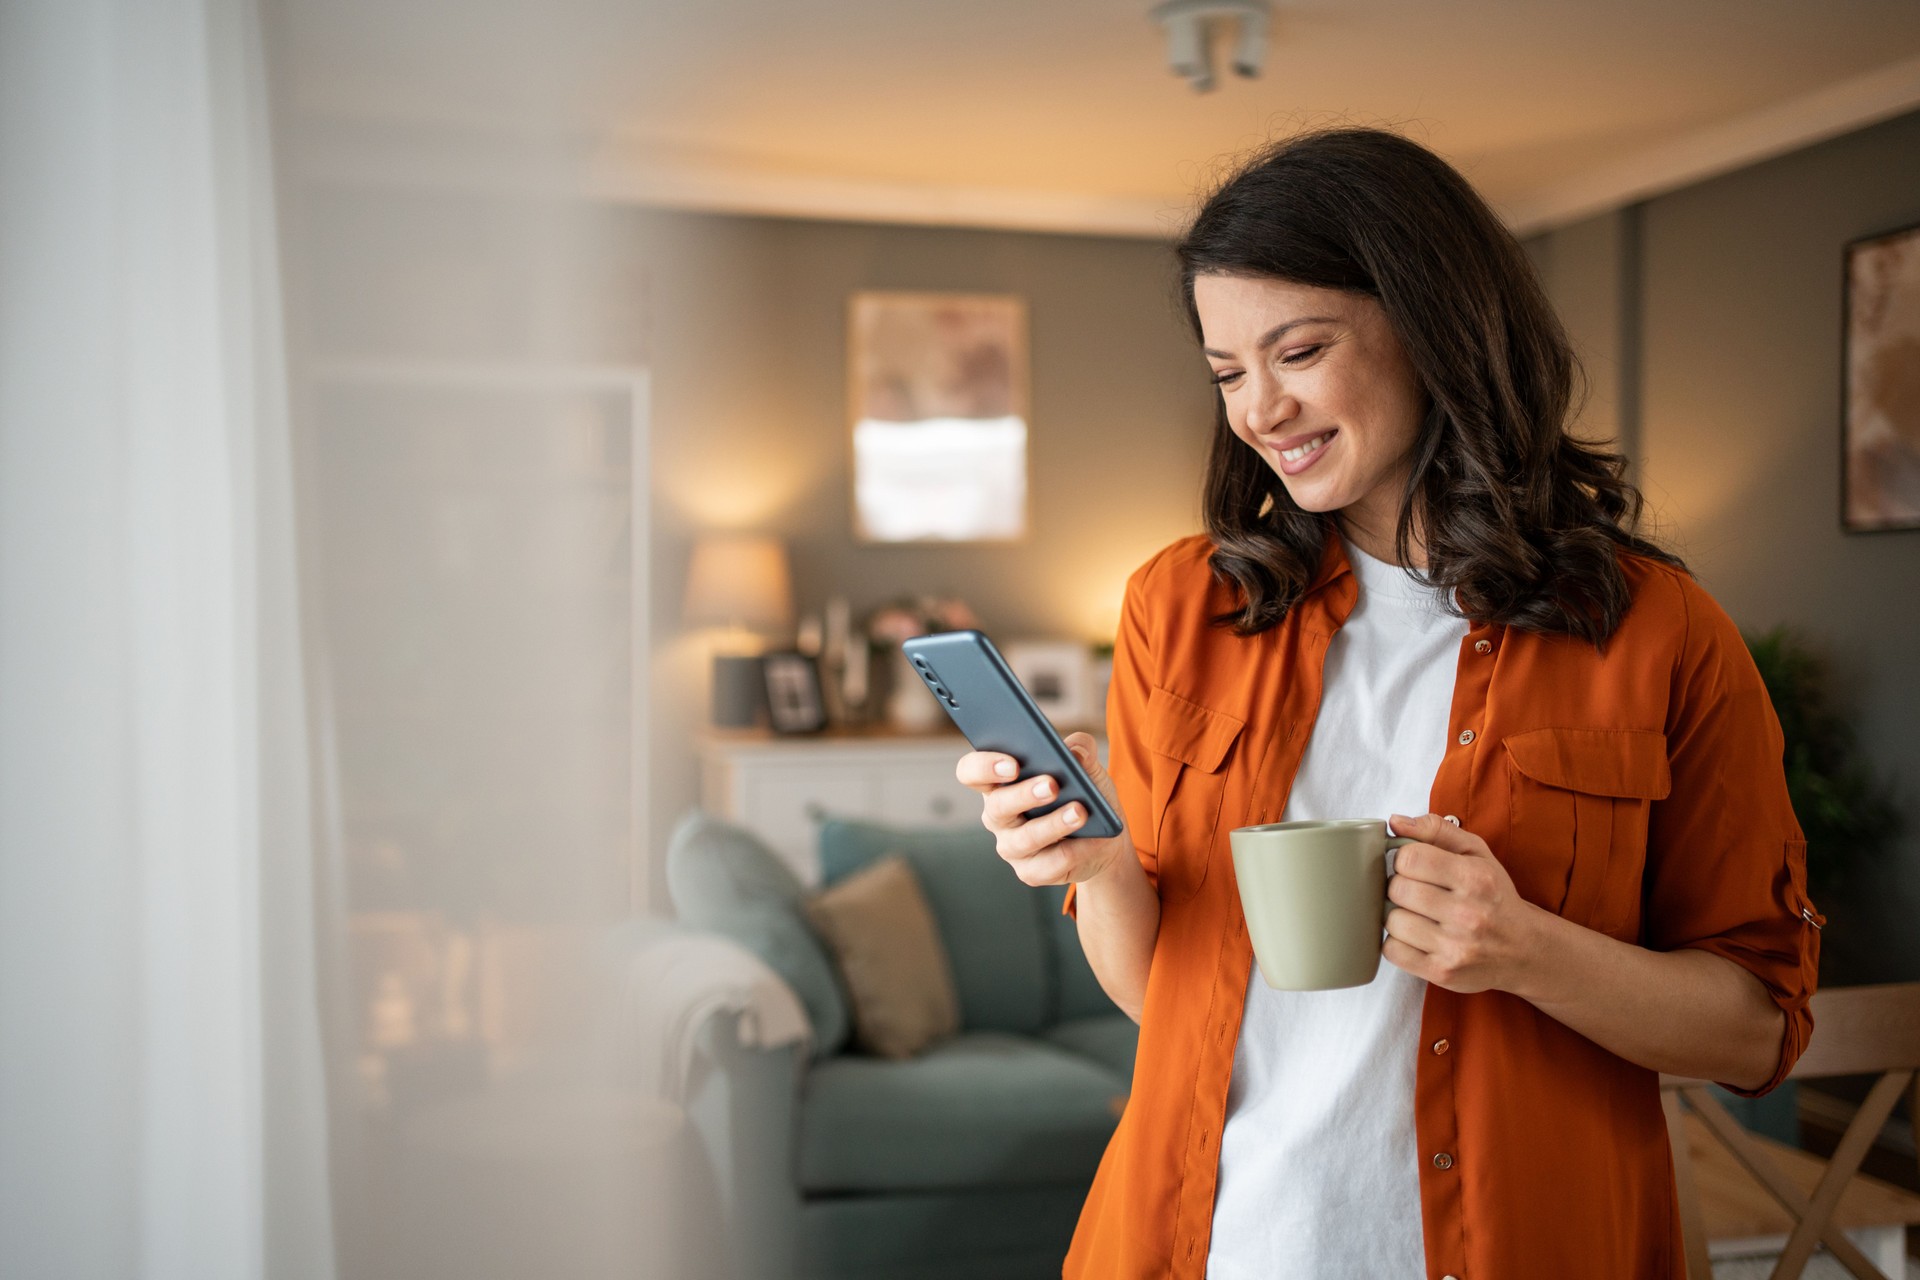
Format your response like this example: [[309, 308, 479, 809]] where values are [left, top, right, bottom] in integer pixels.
[[1034, 779, 1052, 799], [1062, 806, 1081, 827], [995, 760, 1016, 778]]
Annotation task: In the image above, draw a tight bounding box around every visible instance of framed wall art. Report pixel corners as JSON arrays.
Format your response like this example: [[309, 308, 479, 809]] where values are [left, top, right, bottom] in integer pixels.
[[848, 291, 1029, 544], [1843, 220, 1920, 533]]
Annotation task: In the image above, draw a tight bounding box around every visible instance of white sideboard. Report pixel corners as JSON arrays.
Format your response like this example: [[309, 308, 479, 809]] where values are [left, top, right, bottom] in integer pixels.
[[699, 730, 973, 886], [697, 729, 1105, 886]]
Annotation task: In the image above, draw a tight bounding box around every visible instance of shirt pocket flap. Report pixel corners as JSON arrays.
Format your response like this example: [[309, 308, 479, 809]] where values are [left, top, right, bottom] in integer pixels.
[[1503, 727, 1672, 800], [1146, 685, 1245, 773]]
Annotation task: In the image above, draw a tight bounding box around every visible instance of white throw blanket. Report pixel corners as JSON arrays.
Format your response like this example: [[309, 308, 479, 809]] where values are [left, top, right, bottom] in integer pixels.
[[614, 924, 812, 1102]]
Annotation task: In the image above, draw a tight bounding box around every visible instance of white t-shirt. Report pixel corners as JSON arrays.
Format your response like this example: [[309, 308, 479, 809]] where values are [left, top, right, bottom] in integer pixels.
[[1204, 534, 1468, 1280]]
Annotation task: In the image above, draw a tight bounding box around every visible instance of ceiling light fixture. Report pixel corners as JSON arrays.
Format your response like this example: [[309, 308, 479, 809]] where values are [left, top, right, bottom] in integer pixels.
[[1150, 0, 1271, 93]]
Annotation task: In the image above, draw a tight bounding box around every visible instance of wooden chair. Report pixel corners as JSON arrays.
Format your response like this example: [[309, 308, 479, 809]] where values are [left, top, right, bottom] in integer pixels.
[[1663, 982, 1920, 1280]]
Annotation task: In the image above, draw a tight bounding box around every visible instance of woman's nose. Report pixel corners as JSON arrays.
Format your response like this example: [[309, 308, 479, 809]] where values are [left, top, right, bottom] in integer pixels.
[[1242, 377, 1299, 436]]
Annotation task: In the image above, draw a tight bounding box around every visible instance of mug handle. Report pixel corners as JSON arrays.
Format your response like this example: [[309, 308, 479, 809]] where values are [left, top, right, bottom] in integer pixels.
[[1382, 835, 1416, 927]]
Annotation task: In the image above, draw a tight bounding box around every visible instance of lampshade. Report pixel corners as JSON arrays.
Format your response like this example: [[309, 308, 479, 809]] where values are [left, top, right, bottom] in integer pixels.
[[683, 534, 793, 634]]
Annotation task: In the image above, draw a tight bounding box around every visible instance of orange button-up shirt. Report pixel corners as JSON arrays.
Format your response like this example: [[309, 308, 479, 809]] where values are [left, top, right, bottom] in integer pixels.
[[1060, 529, 1821, 1280]]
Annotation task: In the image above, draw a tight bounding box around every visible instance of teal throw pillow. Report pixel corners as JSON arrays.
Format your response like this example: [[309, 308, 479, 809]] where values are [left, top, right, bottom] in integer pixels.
[[665, 809, 850, 1058]]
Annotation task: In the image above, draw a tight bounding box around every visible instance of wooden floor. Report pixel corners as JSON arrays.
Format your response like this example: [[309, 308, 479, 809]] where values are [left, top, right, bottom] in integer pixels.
[[1710, 1256, 1919, 1279], [1680, 1110, 1920, 1276], [1680, 1111, 1920, 1240]]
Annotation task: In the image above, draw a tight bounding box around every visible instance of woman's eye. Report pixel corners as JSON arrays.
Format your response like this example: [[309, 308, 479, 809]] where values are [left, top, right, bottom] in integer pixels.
[[1210, 370, 1242, 387], [1280, 345, 1324, 365]]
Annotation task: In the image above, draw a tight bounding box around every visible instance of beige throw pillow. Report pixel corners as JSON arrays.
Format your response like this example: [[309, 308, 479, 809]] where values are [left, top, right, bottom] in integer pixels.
[[802, 854, 960, 1059]]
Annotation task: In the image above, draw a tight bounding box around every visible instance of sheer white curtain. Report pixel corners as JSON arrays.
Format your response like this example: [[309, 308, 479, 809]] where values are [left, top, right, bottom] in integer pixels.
[[0, 1, 336, 1277]]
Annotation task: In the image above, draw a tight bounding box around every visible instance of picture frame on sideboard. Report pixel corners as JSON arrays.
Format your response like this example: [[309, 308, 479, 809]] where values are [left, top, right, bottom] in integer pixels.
[[763, 651, 829, 734]]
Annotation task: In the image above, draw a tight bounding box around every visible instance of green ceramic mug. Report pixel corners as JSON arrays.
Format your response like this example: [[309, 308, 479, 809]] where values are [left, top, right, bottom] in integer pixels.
[[1229, 819, 1416, 991]]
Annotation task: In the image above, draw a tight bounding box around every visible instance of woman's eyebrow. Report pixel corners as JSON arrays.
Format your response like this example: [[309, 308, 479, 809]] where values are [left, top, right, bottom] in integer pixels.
[[1203, 315, 1337, 360]]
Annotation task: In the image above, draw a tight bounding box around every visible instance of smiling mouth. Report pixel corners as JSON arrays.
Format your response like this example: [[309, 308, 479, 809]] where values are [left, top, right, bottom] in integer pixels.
[[1278, 430, 1335, 462]]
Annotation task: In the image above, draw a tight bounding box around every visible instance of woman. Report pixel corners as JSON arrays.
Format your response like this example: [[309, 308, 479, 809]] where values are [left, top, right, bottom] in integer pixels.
[[956, 127, 1821, 1279]]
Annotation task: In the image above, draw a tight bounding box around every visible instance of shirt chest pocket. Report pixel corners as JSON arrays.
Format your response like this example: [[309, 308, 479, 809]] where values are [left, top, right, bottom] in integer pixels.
[[1146, 686, 1246, 904], [1502, 727, 1672, 940]]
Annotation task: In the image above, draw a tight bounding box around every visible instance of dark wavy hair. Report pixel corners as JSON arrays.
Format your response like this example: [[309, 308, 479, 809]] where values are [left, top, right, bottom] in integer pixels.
[[1178, 126, 1686, 649]]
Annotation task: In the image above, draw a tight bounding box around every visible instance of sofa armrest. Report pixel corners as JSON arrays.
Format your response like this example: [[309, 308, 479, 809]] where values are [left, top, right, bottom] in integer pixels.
[[687, 1009, 807, 1280], [603, 918, 808, 1280], [601, 918, 813, 1103]]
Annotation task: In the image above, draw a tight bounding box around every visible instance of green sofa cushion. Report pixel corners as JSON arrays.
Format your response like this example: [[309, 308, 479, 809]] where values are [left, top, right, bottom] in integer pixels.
[[818, 818, 1050, 1036], [1041, 1014, 1138, 1087], [797, 1183, 1089, 1280], [1035, 884, 1117, 1024], [665, 810, 851, 1058], [797, 1031, 1124, 1193]]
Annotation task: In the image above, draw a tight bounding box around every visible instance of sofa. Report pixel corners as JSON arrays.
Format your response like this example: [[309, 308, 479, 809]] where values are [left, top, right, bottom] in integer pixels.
[[664, 808, 1139, 1280]]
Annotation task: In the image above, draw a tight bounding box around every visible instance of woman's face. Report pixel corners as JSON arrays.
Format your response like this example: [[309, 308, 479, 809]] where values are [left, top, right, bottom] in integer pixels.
[[1193, 273, 1429, 561]]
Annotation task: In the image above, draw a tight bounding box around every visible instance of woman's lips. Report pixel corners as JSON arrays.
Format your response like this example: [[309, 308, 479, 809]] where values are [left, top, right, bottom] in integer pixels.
[[1275, 429, 1336, 476]]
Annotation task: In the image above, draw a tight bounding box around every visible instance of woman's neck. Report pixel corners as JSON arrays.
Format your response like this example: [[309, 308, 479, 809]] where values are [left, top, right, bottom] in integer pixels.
[[1337, 513, 1428, 571]]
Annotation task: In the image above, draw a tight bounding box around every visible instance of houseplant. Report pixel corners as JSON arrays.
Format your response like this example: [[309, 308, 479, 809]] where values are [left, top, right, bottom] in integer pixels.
[[1742, 625, 1901, 900], [1714, 626, 1903, 1142]]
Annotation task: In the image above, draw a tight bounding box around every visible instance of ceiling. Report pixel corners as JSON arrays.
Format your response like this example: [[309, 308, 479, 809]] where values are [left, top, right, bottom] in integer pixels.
[[275, 0, 1920, 236]]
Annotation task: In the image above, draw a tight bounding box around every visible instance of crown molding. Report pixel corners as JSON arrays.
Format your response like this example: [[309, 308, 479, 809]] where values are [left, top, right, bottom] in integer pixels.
[[590, 53, 1920, 238], [1502, 52, 1920, 234], [291, 114, 1187, 238], [583, 154, 1185, 240], [289, 52, 1920, 241]]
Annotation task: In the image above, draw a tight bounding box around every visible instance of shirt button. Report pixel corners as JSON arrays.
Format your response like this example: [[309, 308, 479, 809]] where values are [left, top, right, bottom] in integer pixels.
[[1474, 638, 1492, 654], [1442, 815, 1460, 826], [1433, 1152, 1454, 1170], [1457, 729, 1475, 745], [1433, 1038, 1450, 1054]]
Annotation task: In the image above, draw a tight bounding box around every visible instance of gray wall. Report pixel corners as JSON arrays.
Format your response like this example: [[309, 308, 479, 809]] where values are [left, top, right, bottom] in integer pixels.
[[638, 211, 1215, 904], [647, 108, 1920, 970], [1525, 208, 1636, 461], [1528, 109, 1920, 983]]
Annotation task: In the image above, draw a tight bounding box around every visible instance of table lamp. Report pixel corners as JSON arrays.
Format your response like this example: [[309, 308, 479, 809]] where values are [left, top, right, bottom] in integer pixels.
[[683, 534, 793, 728]]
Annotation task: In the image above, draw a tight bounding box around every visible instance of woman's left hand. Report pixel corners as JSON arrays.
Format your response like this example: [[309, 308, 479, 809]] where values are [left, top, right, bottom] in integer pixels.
[[1381, 811, 1548, 995]]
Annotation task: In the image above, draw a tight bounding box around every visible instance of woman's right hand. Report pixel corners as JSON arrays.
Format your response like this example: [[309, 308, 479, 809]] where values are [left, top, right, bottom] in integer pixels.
[[956, 732, 1134, 888]]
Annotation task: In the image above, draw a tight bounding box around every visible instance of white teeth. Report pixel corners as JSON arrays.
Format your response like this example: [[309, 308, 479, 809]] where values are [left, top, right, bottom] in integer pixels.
[[1280, 431, 1333, 462]]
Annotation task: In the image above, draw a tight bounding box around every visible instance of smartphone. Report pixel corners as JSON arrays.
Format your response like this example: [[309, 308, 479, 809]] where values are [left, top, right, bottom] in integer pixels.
[[900, 629, 1125, 839]]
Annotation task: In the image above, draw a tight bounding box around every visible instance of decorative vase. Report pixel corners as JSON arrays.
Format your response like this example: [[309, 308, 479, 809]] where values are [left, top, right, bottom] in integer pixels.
[[886, 647, 945, 731]]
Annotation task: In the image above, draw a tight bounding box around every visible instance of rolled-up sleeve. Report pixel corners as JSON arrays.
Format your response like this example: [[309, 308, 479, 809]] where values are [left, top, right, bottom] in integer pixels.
[[1640, 575, 1822, 1097], [1062, 553, 1161, 920]]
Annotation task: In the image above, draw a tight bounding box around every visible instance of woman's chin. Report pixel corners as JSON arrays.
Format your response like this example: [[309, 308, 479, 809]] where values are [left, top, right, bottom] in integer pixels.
[[1272, 476, 1346, 514]]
